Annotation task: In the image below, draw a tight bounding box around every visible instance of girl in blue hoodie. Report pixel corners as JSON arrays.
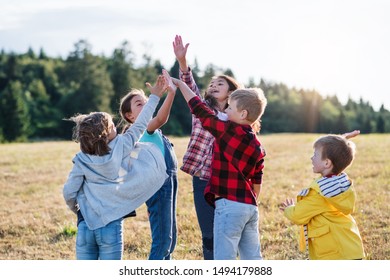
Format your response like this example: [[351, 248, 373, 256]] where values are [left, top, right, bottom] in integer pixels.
[[63, 75, 168, 260]]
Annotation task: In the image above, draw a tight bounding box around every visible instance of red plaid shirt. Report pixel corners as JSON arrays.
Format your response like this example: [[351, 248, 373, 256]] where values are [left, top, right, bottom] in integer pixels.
[[179, 68, 216, 180], [188, 96, 266, 206]]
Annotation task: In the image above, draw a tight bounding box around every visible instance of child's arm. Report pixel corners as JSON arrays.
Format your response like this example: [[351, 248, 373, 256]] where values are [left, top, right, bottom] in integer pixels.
[[63, 159, 84, 214], [342, 130, 360, 139], [173, 35, 201, 97], [122, 76, 167, 151], [170, 76, 196, 103], [173, 35, 189, 72], [253, 183, 262, 204], [146, 78, 176, 133], [281, 196, 325, 225], [252, 151, 265, 203]]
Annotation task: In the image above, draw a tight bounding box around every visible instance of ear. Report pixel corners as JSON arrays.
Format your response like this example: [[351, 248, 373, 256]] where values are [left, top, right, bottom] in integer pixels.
[[240, 110, 248, 120], [324, 158, 333, 169]]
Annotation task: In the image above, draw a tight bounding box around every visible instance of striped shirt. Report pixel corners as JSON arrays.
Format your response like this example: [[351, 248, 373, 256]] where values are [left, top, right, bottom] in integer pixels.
[[317, 173, 351, 197], [188, 96, 266, 206]]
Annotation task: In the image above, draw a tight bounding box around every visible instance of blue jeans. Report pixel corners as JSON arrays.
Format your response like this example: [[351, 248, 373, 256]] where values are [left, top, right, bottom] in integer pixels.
[[76, 218, 123, 260], [193, 176, 214, 260], [146, 134, 178, 260], [214, 199, 262, 260]]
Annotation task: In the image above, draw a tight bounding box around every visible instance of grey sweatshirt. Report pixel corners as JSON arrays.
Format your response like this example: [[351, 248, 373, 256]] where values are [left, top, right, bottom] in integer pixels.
[[63, 95, 168, 230]]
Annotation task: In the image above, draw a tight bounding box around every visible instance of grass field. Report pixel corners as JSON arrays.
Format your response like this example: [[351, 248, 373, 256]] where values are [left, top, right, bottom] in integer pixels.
[[0, 134, 389, 260]]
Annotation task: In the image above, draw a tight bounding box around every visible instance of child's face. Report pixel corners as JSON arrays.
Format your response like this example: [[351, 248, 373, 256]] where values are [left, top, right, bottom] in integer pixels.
[[311, 146, 327, 175], [225, 99, 244, 124], [125, 95, 148, 123], [206, 77, 232, 102]]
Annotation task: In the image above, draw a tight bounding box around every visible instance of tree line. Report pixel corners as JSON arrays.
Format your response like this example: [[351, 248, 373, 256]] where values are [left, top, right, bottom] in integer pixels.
[[0, 40, 389, 142]]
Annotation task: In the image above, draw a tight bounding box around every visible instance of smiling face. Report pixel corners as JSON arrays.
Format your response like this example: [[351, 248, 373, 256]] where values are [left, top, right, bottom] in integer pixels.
[[125, 94, 148, 123], [206, 77, 232, 103]]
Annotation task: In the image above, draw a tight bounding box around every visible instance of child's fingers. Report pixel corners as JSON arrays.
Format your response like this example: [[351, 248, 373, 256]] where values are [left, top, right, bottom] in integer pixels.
[[162, 70, 175, 88], [145, 82, 152, 89], [344, 130, 360, 139]]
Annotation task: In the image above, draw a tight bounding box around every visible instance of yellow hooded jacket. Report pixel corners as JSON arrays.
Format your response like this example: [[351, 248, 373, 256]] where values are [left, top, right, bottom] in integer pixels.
[[284, 173, 365, 260]]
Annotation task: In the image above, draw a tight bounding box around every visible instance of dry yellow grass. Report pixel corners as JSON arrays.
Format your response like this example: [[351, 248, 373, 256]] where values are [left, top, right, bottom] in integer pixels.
[[0, 134, 389, 260]]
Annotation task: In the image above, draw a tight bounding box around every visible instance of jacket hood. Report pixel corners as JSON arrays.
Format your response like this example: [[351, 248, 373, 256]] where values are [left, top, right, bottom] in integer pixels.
[[75, 136, 123, 181], [316, 173, 355, 215]]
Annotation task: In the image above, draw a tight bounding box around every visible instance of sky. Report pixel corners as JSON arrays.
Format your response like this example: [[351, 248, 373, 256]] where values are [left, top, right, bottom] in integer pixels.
[[1, 0, 389, 110]]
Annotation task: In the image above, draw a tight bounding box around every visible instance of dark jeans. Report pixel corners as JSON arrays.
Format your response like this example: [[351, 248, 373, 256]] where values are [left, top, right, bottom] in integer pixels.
[[193, 176, 214, 260]]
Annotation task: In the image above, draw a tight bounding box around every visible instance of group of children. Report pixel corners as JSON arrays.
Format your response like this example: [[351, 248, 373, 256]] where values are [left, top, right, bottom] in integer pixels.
[[63, 35, 365, 260]]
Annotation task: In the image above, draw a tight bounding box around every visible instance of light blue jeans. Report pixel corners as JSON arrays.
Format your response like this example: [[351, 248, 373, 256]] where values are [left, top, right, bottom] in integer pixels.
[[76, 218, 123, 260], [214, 198, 262, 260]]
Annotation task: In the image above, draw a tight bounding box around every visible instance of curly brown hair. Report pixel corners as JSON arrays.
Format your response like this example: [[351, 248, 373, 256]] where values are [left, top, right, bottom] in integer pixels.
[[69, 112, 113, 156]]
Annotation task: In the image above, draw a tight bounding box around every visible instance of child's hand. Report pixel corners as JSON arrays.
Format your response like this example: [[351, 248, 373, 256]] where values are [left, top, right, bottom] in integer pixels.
[[173, 35, 189, 63], [146, 75, 168, 98], [162, 69, 177, 92], [279, 198, 295, 211], [342, 130, 360, 139]]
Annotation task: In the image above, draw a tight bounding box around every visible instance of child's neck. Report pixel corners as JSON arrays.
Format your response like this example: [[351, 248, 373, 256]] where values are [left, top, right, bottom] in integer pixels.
[[215, 100, 227, 112], [321, 171, 339, 178]]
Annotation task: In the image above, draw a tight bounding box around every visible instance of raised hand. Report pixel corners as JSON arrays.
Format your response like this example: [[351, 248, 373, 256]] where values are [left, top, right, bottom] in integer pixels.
[[145, 75, 168, 98], [173, 35, 189, 70], [162, 69, 177, 92], [342, 130, 360, 139]]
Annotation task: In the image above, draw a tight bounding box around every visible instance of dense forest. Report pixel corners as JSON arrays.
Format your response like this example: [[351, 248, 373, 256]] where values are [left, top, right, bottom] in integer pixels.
[[0, 40, 389, 142]]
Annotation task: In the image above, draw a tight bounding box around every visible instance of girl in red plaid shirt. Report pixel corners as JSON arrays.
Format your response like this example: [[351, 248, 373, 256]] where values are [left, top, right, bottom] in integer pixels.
[[173, 35, 241, 259]]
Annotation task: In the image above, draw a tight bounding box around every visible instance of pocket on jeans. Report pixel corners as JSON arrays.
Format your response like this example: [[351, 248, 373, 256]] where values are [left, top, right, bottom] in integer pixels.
[[76, 221, 88, 246], [101, 221, 122, 245]]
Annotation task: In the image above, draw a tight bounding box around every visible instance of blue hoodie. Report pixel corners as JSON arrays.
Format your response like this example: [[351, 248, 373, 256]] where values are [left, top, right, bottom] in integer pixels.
[[63, 95, 168, 230]]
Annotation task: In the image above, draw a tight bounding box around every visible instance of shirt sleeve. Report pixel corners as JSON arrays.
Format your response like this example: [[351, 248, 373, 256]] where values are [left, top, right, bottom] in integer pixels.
[[188, 96, 228, 139], [63, 157, 84, 214], [180, 67, 201, 98], [252, 157, 264, 184], [284, 191, 325, 225]]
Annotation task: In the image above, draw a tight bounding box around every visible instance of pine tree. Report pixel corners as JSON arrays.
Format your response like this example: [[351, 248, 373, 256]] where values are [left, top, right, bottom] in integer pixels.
[[60, 40, 114, 116], [108, 41, 134, 112], [0, 81, 30, 142]]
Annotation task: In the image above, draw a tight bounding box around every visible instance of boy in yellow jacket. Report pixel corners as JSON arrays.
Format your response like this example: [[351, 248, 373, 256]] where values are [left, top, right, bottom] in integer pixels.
[[280, 133, 365, 260]]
